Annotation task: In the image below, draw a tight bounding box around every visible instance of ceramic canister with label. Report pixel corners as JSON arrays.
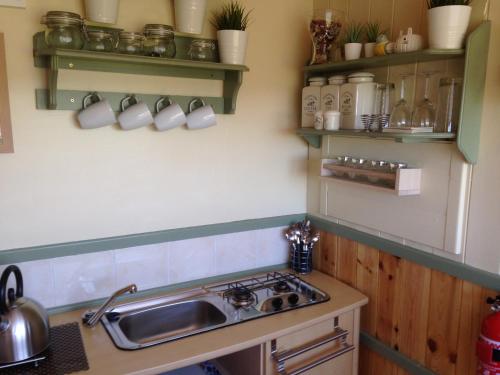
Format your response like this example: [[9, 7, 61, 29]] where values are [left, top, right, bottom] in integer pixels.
[[301, 76, 327, 128], [321, 75, 347, 113], [339, 72, 377, 130]]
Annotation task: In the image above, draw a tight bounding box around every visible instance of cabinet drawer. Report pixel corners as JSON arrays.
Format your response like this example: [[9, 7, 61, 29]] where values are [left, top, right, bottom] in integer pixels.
[[265, 311, 355, 375]]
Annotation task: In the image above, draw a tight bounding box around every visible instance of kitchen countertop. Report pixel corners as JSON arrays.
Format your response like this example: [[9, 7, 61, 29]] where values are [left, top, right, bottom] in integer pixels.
[[49, 270, 368, 375]]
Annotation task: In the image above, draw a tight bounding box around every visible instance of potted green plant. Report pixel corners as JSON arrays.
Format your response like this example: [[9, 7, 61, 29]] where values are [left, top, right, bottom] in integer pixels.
[[364, 21, 382, 58], [211, 1, 252, 65], [343, 22, 364, 61], [427, 0, 472, 49]]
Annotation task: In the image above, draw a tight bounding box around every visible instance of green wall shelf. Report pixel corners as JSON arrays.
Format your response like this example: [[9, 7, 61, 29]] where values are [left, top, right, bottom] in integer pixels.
[[296, 128, 456, 148], [32, 32, 249, 114], [300, 22, 491, 164]]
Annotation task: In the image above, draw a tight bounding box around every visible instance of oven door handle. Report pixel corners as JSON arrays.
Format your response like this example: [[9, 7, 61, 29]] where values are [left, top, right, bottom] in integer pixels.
[[271, 327, 353, 375]]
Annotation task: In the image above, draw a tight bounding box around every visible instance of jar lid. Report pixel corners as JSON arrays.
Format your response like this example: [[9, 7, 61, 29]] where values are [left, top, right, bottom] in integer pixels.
[[191, 39, 216, 49], [119, 31, 145, 41], [308, 76, 327, 85], [144, 24, 174, 37], [41, 11, 83, 26], [348, 72, 375, 83], [87, 30, 113, 40], [328, 75, 346, 85]]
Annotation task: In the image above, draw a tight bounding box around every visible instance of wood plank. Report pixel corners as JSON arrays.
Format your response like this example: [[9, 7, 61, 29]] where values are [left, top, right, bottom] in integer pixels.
[[0, 33, 13, 153], [347, 0, 370, 24], [394, 260, 431, 363], [425, 270, 463, 375], [375, 253, 401, 345], [318, 231, 338, 277], [369, 0, 395, 37], [336, 237, 358, 287], [391, 0, 426, 41], [356, 244, 380, 335]]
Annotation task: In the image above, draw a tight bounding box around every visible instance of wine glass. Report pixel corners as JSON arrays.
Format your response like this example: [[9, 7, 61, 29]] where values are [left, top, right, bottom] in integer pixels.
[[389, 75, 412, 128], [412, 72, 436, 129]]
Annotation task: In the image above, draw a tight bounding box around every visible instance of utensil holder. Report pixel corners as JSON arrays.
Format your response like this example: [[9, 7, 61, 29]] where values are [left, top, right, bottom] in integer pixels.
[[290, 245, 313, 274]]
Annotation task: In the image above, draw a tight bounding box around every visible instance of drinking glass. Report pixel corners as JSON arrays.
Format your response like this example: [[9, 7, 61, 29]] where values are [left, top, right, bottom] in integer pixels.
[[375, 83, 395, 130], [389, 75, 412, 128], [412, 73, 436, 128], [436, 77, 463, 133]]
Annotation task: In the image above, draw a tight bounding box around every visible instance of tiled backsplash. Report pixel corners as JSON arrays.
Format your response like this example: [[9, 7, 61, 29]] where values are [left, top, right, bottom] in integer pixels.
[[0, 227, 289, 309]]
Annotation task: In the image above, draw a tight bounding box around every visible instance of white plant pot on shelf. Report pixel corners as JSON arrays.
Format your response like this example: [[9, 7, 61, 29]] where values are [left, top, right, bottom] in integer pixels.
[[344, 43, 362, 61], [84, 0, 120, 24], [217, 30, 248, 65], [364, 42, 376, 58], [428, 5, 471, 49], [174, 0, 207, 35]]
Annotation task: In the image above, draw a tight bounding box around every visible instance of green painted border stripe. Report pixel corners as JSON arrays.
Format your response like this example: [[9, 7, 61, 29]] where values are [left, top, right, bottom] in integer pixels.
[[0, 214, 305, 265], [308, 215, 500, 291], [360, 332, 436, 375], [48, 263, 288, 315]]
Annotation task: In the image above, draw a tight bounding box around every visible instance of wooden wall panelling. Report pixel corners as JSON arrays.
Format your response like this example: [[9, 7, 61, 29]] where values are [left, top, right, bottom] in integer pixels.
[[391, 0, 427, 41], [318, 231, 338, 277], [356, 244, 379, 335], [359, 345, 410, 375], [369, 0, 395, 37], [425, 270, 463, 375], [394, 260, 431, 364], [347, 0, 370, 24], [0, 32, 13, 153], [375, 252, 401, 345], [336, 236, 358, 287]]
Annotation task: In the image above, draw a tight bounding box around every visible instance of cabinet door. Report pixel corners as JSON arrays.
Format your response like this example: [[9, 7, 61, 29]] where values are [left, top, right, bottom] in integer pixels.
[[265, 310, 358, 375]]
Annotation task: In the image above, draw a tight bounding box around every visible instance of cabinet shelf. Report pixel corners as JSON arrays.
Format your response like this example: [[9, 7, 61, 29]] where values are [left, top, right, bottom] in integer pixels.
[[32, 32, 249, 114], [299, 21, 491, 164], [297, 128, 456, 148]]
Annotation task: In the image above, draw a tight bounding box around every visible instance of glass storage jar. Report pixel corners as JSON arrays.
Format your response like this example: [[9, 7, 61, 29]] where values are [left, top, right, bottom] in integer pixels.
[[188, 40, 217, 61], [41, 11, 85, 50], [143, 24, 176, 58], [85, 30, 115, 52], [118, 32, 144, 55]]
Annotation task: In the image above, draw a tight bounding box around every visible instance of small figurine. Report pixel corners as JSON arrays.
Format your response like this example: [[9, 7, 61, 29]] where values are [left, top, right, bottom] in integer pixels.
[[374, 34, 394, 56]]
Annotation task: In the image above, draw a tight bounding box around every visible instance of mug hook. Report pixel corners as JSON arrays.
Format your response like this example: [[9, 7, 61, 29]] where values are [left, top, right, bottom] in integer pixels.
[[82, 92, 102, 109], [155, 96, 173, 114], [120, 95, 138, 112]]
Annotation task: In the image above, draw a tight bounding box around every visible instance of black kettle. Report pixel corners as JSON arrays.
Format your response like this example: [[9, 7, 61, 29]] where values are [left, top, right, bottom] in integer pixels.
[[0, 265, 50, 364]]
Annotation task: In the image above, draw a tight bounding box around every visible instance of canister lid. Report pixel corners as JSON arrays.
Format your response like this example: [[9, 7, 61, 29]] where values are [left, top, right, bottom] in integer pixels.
[[328, 75, 347, 85], [87, 30, 113, 40], [41, 11, 83, 26], [119, 31, 145, 41], [347, 72, 375, 83], [308, 77, 327, 86], [144, 24, 174, 37], [191, 39, 216, 49]]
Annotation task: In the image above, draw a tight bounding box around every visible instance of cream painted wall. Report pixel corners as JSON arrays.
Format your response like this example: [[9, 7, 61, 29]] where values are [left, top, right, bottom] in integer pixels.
[[0, 0, 311, 250]]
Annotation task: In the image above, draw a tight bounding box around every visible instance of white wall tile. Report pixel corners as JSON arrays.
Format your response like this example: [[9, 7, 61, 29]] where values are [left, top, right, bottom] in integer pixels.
[[168, 237, 216, 284], [0, 260, 55, 308], [52, 251, 116, 306], [115, 244, 169, 290], [215, 231, 257, 274], [255, 227, 289, 268]]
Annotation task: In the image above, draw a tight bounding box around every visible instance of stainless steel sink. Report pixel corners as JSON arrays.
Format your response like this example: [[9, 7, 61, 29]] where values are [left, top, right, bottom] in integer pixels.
[[100, 290, 230, 350]]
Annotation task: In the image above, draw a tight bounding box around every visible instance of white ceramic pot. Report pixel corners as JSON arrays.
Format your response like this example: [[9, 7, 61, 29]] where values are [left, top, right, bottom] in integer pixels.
[[428, 5, 471, 49], [84, 0, 120, 24], [344, 43, 362, 61], [174, 0, 207, 35], [364, 42, 376, 58], [217, 30, 248, 65]]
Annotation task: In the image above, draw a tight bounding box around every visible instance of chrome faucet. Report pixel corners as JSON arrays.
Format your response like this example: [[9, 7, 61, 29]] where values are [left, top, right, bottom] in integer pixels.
[[83, 284, 138, 328]]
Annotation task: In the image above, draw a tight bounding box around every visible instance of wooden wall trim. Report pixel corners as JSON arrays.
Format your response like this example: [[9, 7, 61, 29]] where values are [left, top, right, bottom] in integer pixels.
[[308, 214, 500, 291], [360, 332, 436, 375], [0, 32, 14, 153]]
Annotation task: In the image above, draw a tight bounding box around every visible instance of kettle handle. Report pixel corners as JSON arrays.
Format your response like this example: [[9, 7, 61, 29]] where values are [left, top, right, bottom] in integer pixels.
[[0, 265, 23, 314]]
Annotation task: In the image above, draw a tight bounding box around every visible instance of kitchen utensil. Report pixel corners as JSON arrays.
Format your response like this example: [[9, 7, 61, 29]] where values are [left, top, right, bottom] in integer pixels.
[[389, 75, 412, 128], [41, 11, 85, 50], [412, 72, 436, 129], [143, 24, 176, 58], [0, 265, 50, 365], [118, 95, 153, 130], [78, 92, 116, 129], [375, 83, 395, 130], [153, 97, 187, 131], [324, 111, 340, 130], [285, 220, 320, 274], [436, 77, 463, 133], [186, 98, 216, 130]]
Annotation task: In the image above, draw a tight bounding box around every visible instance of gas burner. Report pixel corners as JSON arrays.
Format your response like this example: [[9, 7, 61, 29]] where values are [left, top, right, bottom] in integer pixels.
[[229, 287, 255, 308], [273, 281, 291, 294]]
